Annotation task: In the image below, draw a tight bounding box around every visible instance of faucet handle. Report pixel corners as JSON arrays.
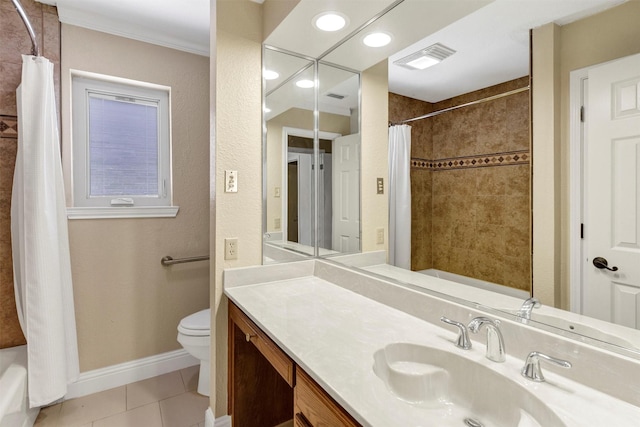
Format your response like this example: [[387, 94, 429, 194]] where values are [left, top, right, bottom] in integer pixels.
[[440, 316, 472, 350], [521, 351, 572, 382]]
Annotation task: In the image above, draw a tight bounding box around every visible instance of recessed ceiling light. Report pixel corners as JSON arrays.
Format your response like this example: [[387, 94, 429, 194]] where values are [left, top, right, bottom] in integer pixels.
[[363, 32, 392, 48], [313, 12, 347, 32], [296, 79, 315, 88], [263, 69, 279, 80]]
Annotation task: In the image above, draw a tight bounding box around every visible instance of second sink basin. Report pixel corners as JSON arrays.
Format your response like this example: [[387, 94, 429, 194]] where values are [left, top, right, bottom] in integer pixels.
[[373, 343, 565, 427]]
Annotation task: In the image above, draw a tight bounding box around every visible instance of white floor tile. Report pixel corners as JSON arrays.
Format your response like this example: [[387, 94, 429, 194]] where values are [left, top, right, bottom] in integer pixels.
[[93, 402, 162, 427], [159, 391, 209, 427], [179, 365, 200, 392], [126, 371, 185, 410], [58, 386, 126, 427]]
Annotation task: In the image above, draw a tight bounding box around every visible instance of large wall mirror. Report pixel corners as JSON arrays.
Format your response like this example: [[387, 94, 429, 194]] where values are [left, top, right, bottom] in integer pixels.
[[263, 47, 361, 263], [263, 0, 640, 360]]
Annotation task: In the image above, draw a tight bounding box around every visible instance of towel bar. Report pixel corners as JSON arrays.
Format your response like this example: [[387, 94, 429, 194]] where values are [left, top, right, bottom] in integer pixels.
[[161, 255, 209, 266]]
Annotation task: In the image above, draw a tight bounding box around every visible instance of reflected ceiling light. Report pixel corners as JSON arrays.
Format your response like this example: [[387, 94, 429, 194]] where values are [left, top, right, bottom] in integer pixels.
[[313, 12, 347, 32], [394, 43, 456, 70], [263, 69, 279, 80], [363, 32, 391, 47], [296, 79, 315, 88], [264, 107, 271, 113]]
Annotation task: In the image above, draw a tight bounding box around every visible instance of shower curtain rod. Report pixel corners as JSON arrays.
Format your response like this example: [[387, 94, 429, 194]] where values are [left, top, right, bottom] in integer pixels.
[[11, 0, 40, 56], [390, 86, 529, 126]]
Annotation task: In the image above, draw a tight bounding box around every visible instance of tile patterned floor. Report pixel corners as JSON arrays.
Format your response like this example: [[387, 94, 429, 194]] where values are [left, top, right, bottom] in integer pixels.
[[34, 366, 209, 427]]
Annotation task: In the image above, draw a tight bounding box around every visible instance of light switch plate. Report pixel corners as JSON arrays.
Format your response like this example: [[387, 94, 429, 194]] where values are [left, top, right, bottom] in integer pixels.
[[225, 170, 238, 193]]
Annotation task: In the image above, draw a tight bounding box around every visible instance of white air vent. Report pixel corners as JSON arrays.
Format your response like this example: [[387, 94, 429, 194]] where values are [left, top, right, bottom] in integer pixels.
[[325, 92, 347, 100], [394, 43, 456, 70]]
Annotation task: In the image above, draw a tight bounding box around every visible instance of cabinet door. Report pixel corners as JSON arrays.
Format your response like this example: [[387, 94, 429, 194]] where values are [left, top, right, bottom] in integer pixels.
[[294, 367, 360, 427], [229, 301, 294, 427]]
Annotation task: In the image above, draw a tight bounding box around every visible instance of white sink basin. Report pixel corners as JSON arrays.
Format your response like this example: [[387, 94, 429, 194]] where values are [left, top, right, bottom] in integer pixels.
[[373, 343, 566, 427]]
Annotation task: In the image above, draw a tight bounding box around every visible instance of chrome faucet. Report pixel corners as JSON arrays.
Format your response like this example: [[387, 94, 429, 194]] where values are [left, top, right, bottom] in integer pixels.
[[516, 297, 541, 322], [440, 316, 472, 350], [521, 351, 572, 382], [468, 317, 506, 362]]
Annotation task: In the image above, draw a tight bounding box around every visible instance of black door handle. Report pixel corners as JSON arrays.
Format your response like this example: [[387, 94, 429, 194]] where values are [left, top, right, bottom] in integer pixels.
[[593, 257, 618, 271]]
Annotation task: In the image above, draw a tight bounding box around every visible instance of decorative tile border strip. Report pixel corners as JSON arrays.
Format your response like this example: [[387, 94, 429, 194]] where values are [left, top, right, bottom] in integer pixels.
[[411, 150, 529, 171], [0, 115, 18, 139]]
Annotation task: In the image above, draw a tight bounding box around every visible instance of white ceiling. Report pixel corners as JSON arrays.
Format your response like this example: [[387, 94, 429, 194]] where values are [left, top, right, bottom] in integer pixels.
[[37, 0, 210, 56], [37, 0, 626, 102]]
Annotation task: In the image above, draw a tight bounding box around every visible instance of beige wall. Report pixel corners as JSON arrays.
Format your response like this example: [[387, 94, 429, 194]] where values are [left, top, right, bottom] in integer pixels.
[[360, 60, 389, 253], [266, 108, 351, 233], [532, 1, 640, 309], [213, 0, 263, 415], [60, 25, 210, 371]]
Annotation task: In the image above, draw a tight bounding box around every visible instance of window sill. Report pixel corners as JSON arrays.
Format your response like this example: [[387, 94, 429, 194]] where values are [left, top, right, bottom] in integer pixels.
[[67, 206, 179, 220]]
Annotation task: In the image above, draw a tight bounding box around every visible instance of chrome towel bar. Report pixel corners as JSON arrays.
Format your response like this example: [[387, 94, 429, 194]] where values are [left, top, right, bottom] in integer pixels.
[[161, 255, 209, 266]]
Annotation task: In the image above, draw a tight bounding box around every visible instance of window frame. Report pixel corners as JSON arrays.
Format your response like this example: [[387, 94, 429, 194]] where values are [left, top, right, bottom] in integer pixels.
[[69, 71, 177, 219]]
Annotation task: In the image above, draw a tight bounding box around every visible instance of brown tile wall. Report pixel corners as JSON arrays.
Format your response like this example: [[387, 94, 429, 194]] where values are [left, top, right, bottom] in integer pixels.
[[390, 77, 531, 292], [0, 0, 60, 349]]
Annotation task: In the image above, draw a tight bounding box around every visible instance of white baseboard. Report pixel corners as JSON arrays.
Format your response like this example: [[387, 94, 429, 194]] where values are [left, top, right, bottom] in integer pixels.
[[65, 349, 199, 399], [213, 414, 231, 427]]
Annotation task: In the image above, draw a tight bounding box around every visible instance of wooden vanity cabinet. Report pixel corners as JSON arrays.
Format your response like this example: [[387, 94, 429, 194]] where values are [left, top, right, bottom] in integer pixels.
[[294, 368, 360, 427], [229, 301, 361, 427], [228, 302, 294, 427]]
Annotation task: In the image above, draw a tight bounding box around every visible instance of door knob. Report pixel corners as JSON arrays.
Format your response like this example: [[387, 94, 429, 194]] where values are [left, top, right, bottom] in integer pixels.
[[593, 257, 618, 271]]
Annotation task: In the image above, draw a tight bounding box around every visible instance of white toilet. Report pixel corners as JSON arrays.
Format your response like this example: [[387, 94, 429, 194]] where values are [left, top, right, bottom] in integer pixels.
[[177, 308, 210, 396]]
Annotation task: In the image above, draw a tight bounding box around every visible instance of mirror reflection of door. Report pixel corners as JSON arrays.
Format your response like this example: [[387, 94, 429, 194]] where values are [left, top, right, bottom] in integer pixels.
[[285, 134, 335, 248], [580, 52, 640, 328]]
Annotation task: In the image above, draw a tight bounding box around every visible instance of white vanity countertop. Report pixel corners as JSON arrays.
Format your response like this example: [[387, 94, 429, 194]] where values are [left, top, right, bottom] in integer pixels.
[[225, 274, 640, 427]]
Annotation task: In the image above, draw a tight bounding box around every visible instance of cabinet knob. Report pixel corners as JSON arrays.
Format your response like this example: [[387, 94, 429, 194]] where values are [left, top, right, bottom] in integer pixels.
[[245, 333, 256, 342]]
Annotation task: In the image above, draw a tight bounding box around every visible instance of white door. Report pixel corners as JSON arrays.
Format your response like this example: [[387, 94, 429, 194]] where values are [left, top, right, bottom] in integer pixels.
[[584, 52, 640, 327], [332, 134, 360, 252]]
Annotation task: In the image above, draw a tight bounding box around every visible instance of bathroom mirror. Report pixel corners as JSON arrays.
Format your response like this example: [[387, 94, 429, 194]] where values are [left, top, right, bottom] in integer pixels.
[[262, 0, 640, 359], [262, 47, 361, 262]]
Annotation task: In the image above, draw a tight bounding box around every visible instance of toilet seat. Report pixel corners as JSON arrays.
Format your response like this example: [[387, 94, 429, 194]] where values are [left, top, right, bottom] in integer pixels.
[[178, 308, 210, 336]]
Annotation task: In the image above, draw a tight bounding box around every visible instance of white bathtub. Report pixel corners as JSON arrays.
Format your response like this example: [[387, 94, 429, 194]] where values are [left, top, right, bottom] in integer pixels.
[[0, 345, 39, 427], [418, 268, 529, 299]]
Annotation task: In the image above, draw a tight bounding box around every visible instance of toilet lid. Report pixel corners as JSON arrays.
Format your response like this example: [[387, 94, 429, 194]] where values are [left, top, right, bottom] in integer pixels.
[[178, 308, 210, 336]]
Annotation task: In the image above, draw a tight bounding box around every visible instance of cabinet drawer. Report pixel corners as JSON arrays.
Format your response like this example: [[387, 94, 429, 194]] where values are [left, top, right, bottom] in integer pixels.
[[294, 367, 360, 427], [229, 301, 295, 387]]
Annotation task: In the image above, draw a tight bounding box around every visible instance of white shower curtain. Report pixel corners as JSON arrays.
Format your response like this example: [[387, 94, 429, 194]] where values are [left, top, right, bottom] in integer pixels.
[[11, 55, 79, 407], [388, 124, 412, 269]]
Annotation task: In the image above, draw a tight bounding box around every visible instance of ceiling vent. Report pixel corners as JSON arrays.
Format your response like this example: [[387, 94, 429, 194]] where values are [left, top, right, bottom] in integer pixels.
[[394, 43, 456, 70], [325, 92, 347, 100]]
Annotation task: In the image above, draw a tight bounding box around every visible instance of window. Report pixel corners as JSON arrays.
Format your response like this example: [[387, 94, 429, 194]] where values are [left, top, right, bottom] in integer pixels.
[[70, 73, 177, 219]]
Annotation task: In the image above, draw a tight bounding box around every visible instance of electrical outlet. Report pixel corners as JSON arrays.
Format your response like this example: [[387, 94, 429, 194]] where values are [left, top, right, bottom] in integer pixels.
[[225, 170, 238, 193], [274, 218, 281, 229], [225, 238, 238, 260], [376, 228, 384, 245]]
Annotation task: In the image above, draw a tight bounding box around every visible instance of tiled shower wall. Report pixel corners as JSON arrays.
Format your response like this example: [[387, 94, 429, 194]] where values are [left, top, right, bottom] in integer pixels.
[[0, 0, 60, 348], [389, 76, 531, 292]]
